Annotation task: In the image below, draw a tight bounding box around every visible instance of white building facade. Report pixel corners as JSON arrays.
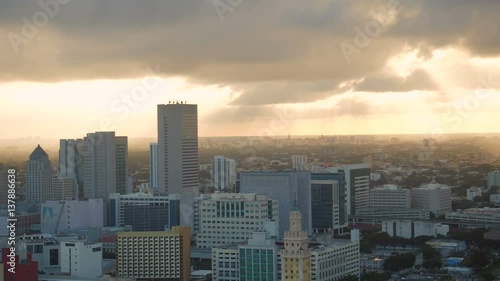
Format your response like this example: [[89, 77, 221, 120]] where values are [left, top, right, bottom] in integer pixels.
[[212, 156, 237, 191], [61, 240, 103, 277], [41, 199, 104, 234], [369, 185, 411, 209], [411, 179, 452, 215]]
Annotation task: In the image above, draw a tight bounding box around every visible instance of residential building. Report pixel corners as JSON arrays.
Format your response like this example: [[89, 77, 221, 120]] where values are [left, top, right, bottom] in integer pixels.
[[108, 192, 180, 231], [292, 155, 308, 171], [369, 185, 411, 209], [240, 171, 312, 237], [61, 240, 103, 277], [41, 199, 104, 234], [382, 220, 449, 239], [311, 173, 347, 234], [149, 143, 158, 193], [197, 193, 278, 248], [411, 179, 452, 215], [115, 136, 128, 195], [466, 187, 482, 201], [487, 170, 500, 189], [83, 132, 116, 199], [26, 145, 53, 203], [212, 156, 237, 191], [280, 203, 311, 281], [157, 103, 199, 195], [52, 175, 76, 200], [117, 226, 191, 281], [59, 139, 84, 197]]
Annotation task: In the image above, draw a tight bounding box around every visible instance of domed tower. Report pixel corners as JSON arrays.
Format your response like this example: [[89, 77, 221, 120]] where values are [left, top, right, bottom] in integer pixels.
[[280, 200, 311, 281]]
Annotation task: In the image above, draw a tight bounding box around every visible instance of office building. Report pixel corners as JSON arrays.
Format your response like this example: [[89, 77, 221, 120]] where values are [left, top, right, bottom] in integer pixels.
[[41, 199, 104, 234], [292, 155, 308, 170], [157, 103, 199, 195], [26, 145, 53, 203], [59, 139, 85, 197], [311, 173, 347, 234], [197, 193, 279, 248], [212, 231, 278, 281], [369, 185, 411, 209], [0, 163, 7, 205], [280, 203, 311, 281], [212, 156, 237, 191], [108, 192, 180, 231], [382, 221, 449, 239], [61, 240, 103, 277], [52, 175, 77, 200], [411, 179, 452, 215], [83, 132, 116, 199], [240, 171, 312, 237], [487, 170, 500, 189], [466, 187, 482, 201], [149, 143, 158, 193], [326, 164, 371, 215], [115, 136, 128, 195], [117, 226, 191, 281]]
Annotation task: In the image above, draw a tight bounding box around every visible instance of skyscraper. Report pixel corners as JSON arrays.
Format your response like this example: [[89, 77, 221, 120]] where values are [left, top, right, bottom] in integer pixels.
[[52, 175, 76, 200], [59, 139, 84, 197], [26, 145, 53, 203], [280, 203, 311, 281], [212, 155, 237, 191], [326, 164, 371, 215], [157, 103, 199, 195], [115, 136, 128, 195], [149, 143, 158, 193], [311, 173, 348, 234], [83, 132, 116, 199]]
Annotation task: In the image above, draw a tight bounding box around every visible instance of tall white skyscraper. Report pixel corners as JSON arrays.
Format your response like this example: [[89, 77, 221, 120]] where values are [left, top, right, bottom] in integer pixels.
[[212, 155, 236, 191], [59, 139, 84, 197], [157, 103, 199, 195], [26, 145, 53, 203], [84, 132, 117, 199], [149, 143, 158, 193]]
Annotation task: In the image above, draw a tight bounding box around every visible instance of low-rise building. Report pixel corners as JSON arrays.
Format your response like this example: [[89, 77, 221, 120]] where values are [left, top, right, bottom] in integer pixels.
[[445, 207, 500, 224], [425, 240, 466, 257], [355, 208, 430, 220], [382, 221, 449, 239], [60, 240, 103, 277], [466, 187, 482, 201]]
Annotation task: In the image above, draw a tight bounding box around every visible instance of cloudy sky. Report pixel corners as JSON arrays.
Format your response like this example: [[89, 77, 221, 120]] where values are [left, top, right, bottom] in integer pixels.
[[1, 0, 500, 139]]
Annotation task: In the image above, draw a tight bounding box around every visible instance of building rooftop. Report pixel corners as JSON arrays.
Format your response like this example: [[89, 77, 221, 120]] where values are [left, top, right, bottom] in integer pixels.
[[30, 144, 49, 159]]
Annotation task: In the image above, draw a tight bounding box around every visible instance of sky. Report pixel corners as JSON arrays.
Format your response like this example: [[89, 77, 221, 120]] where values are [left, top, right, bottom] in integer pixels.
[[1, 0, 500, 139]]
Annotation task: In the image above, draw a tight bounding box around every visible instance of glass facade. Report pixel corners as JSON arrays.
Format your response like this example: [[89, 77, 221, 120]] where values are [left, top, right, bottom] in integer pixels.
[[311, 173, 347, 226], [239, 248, 275, 281]]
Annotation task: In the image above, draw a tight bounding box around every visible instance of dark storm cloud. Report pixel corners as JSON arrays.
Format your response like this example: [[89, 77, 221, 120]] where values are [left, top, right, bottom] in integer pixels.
[[1, 0, 499, 107]]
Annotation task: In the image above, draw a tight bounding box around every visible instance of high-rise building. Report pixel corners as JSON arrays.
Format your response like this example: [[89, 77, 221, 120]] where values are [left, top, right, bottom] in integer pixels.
[[196, 193, 279, 248], [115, 136, 128, 195], [157, 103, 199, 195], [280, 203, 311, 281], [240, 171, 312, 238], [212, 156, 237, 191], [26, 145, 53, 203], [59, 139, 84, 197], [292, 155, 308, 170], [487, 170, 500, 189], [149, 143, 158, 193], [52, 175, 76, 200], [326, 164, 371, 215], [83, 132, 117, 199], [108, 192, 180, 231], [0, 163, 7, 205], [369, 184, 411, 209], [412, 179, 452, 216], [117, 226, 191, 281], [311, 173, 348, 234]]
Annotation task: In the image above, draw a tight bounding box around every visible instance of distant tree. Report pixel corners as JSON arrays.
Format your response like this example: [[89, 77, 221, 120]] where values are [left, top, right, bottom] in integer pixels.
[[340, 274, 359, 281], [361, 271, 391, 281], [423, 259, 443, 269], [480, 272, 495, 281], [383, 253, 416, 271], [360, 240, 376, 254], [422, 244, 441, 260], [440, 275, 455, 281]]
